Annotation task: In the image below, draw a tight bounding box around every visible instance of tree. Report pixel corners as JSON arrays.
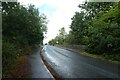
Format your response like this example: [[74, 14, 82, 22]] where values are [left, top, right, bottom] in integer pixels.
[[2, 2, 47, 45], [48, 27, 67, 45], [62, 2, 120, 56], [85, 2, 120, 54]]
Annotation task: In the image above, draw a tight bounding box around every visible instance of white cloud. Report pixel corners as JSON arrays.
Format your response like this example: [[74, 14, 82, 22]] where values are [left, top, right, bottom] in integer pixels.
[[18, 0, 85, 44]]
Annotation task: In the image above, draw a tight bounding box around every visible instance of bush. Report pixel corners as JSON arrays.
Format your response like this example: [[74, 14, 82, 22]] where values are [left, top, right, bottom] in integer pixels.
[[87, 25, 120, 55], [2, 40, 20, 73]]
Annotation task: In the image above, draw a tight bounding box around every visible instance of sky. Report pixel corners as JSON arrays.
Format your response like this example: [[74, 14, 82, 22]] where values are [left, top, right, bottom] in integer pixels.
[[18, 0, 85, 44]]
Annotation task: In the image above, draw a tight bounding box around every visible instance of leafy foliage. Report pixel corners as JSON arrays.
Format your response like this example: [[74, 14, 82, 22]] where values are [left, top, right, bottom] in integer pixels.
[[2, 2, 47, 45]]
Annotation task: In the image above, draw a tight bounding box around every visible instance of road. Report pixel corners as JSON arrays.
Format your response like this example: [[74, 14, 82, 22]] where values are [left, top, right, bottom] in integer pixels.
[[28, 47, 54, 78], [41, 45, 120, 78]]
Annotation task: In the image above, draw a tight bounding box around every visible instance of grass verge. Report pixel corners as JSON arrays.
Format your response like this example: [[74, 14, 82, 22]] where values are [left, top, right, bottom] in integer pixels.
[[80, 52, 120, 64]]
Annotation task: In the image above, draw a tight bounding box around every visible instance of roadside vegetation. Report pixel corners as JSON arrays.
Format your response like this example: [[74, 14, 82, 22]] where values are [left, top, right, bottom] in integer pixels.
[[81, 52, 120, 63], [2, 2, 47, 76], [48, 2, 120, 61]]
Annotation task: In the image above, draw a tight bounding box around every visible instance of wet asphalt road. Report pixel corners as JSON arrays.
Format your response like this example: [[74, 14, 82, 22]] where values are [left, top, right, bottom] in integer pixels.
[[28, 47, 54, 78], [42, 45, 120, 78]]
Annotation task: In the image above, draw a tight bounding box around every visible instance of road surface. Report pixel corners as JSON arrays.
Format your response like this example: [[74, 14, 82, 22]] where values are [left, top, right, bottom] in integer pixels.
[[42, 45, 120, 78], [28, 47, 54, 78]]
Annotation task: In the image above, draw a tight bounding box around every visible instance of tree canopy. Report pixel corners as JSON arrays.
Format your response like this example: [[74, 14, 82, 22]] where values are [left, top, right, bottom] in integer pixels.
[[2, 2, 47, 45]]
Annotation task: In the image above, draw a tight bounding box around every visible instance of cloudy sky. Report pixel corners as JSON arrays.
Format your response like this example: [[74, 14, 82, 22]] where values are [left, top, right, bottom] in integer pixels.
[[18, 0, 85, 44]]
